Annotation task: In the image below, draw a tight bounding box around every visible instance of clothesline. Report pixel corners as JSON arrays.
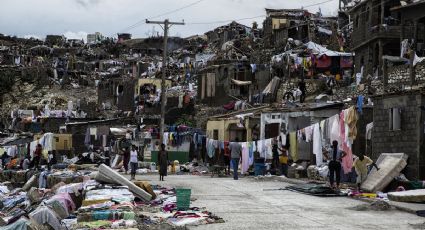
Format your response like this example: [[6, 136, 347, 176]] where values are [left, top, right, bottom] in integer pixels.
[[205, 106, 358, 174]]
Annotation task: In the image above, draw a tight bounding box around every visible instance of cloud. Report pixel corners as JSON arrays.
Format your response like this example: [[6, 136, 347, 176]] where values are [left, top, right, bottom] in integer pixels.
[[64, 31, 89, 42], [74, 0, 100, 8], [0, 0, 339, 39]]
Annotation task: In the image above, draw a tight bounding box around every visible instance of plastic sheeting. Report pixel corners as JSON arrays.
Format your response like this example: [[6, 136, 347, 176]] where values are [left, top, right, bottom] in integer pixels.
[[305, 41, 353, 57]]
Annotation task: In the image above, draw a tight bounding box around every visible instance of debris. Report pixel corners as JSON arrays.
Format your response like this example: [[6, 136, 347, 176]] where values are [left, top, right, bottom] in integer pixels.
[[349, 200, 392, 211]]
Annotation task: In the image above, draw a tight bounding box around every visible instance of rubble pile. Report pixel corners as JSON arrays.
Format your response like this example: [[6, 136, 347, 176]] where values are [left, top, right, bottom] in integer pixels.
[[0, 164, 223, 229]]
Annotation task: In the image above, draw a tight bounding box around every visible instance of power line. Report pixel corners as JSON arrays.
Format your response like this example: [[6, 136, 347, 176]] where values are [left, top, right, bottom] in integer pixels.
[[303, 0, 335, 8], [119, 0, 206, 33], [186, 15, 265, 25], [149, 0, 206, 20]]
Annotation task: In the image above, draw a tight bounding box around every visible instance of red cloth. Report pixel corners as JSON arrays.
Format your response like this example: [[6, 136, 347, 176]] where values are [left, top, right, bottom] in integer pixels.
[[223, 101, 236, 110], [315, 55, 332, 68], [340, 111, 353, 174], [340, 56, 353, 68], [224, 141, 230, 156]]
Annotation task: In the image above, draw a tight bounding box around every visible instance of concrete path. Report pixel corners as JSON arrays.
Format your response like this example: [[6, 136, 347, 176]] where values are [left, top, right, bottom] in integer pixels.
[[135, 174, 425, 230]]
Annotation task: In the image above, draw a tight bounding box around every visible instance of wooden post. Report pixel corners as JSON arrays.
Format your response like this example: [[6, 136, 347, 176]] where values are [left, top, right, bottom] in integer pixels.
[[146, 19, 185, 144]]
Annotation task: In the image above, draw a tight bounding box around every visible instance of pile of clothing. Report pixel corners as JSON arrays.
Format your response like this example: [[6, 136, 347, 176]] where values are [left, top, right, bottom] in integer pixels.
[[137, 186, 223, 227]]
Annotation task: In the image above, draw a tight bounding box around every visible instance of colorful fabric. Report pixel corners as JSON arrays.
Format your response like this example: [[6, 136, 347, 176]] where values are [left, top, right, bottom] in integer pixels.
[[289, 132, 298, 161]]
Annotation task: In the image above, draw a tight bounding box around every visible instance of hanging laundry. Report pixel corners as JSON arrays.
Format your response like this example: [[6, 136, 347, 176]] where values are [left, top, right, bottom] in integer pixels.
[[289, 132, 298, 162], [346, 107, 359, 141], [264, 139, 273, 159], [304, 125, 313, 143], [330, 115, 340, 145], [163, 132, 169, 146], [340, 111, 354, 174], [178, 95, 183, 108], [357, 95, 364, 114], [207, 139, 215, 158], [257, 140, 265, 158], [248, 142, 254, 166], [241, 143, 250, 174], [366, 122, 374, 140], [312, 123, 323, 166], [280, 132, 287, 147]]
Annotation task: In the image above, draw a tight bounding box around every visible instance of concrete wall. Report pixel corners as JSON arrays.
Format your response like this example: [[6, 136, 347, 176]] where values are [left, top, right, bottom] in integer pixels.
[[34, 133, 73, 151], [372, 93, 423, 179], [206, 118, 254, 141]]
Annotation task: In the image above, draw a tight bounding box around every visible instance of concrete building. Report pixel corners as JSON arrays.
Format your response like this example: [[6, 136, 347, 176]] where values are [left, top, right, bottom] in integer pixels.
[[205, 21, 255, 48], [45, 35, 65, 47], [117, 33, 132, 43], [348, 0, 425, 76], [197, 60, 271, 106], [263, 9, 311, 47], [371, 90, 425, 180], [87, 32, 104, 44]]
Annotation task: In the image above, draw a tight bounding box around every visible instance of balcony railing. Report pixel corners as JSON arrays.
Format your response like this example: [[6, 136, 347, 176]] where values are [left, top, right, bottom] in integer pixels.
[[352, 25, 401, 48]]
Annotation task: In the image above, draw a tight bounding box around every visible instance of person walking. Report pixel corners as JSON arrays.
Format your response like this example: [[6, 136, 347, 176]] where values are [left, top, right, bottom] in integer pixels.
[[158, 144, 168, 181], [324, 141, 346, 189], [122, 147, 130, 174], [130, 146, 139, 180], [229, 137, 242, 180]]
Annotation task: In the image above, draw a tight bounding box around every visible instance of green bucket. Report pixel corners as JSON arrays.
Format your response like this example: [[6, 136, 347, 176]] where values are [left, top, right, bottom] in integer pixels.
[[176, 188, 191, 211]]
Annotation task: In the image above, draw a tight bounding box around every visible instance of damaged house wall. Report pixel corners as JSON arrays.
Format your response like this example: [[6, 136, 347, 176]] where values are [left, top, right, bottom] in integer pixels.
[[98, 77, 135, 112], [349, 0, 405, 76], [198, 61, 270, 106], [372, 92, 425, 180], [263, 9, 311, 47]]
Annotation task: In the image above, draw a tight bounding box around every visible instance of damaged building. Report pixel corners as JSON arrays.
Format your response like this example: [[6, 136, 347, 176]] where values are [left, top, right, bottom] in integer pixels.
[[349, 0, 425, 76]]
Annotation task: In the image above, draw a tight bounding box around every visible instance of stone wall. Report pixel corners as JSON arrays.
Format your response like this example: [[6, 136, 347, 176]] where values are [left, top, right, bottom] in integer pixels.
[[372, 93, 422, 179], [387, 61, 425, 85]]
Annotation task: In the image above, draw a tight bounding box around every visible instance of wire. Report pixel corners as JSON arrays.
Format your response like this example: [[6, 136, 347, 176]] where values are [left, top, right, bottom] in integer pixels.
[[149, 0, 206, 20], [303, 0, 335, 8], [186, 15, 266, 25], [119, 0, 206, 33]]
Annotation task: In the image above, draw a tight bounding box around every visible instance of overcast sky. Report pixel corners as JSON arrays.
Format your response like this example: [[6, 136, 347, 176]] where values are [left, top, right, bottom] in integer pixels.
[[0, 0, 339, 41]]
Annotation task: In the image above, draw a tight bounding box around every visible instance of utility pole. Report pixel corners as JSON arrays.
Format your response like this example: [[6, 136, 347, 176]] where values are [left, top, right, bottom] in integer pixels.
[[146, 19, 184, 144]]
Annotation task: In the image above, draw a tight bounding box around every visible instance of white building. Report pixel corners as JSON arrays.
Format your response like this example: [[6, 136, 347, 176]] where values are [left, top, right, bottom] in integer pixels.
[[87, 32, 103, 44]]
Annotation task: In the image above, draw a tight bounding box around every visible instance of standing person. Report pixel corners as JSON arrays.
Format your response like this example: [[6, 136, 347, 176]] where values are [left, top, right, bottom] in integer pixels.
[[229, 137, 242, 180], [130, 146, 139, 180], [279, 144, 289, 177], [272, 138, 283, 174], [22, 154, 31, 170], [324, 141, 346, 189], [122, 147, 130, 174], [47, 151, 57, 170], [353, 153, 379, 191], [1, 151, 9, 169], [158, 144, 168, 181], [298, 79, 306, 103], [223, 142, 231, 175], [33, 144, 42, 170]]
